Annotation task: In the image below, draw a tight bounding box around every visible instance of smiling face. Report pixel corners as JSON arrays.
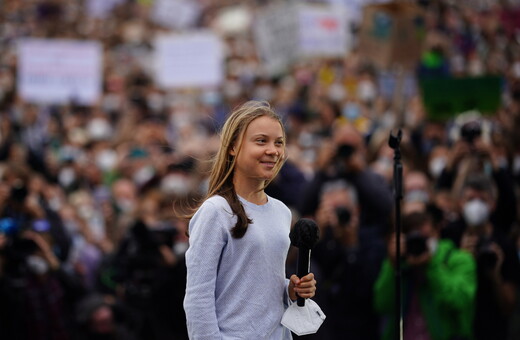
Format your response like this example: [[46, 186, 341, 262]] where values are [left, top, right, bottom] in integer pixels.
[[230, 115, 285, 190]]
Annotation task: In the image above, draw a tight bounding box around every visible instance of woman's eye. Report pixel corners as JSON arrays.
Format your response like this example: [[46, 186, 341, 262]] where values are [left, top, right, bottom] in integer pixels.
[[256, 139, 266, 144]]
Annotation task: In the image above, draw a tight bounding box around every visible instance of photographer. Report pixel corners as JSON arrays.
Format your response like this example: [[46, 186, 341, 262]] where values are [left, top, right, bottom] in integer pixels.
[[299, 123, 393, 234], [109, 193, 187, 340], [0, 222, 86, 340], [442, 174, 520, 340], [374, 211, 477, 340], [435, 119, 517, 235], [311, 179, 386, 339]]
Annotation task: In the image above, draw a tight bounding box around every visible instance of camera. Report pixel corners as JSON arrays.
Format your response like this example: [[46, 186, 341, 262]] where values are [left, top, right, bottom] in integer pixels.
[[476, 237, 498, 270], [335, 206, 351, 227], [406, 232, 428, 256], [460, 121, 481, 144], [336, 143, 355, 160]]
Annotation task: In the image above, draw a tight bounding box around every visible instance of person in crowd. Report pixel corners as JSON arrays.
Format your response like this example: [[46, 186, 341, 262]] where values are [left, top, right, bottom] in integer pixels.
[[110, 192, 188, 340], [435, 119, 517, 235], [442, 174, 520, 340], [310, 179, 385, 339], [0, 224, 86, 340], [374, 210, 477, 340], [298, 122, 393, 234], [183, 101, 316, 339], [75, 294, 137, 340]]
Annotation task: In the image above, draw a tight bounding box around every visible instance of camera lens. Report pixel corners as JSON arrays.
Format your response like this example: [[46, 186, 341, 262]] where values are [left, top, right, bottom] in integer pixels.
[[335, 207, 351, 226], [406, 232, 428, 256]]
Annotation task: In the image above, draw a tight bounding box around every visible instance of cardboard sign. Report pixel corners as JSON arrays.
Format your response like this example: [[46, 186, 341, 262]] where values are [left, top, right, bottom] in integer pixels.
[[17, 39, 103, 105], [358, 2, 426, 70], [419, 76, 502, 120], [154, 31, 224, 88]]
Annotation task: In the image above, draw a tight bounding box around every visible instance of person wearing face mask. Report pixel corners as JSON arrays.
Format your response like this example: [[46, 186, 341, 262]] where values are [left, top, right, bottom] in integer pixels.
[[435, 122, 517, 236], [298, 122, 393, 235], [374, 210, 477, 340], [309, 179, 386, 339], [1, 227, 86, 340], [441, 174, 520, 340]]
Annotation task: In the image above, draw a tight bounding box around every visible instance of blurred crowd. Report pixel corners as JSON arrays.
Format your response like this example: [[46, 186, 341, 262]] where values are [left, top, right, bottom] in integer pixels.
[[1, 0, 520, 339]]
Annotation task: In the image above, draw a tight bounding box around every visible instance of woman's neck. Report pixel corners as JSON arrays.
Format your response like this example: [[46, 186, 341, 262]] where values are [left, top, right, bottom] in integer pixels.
[[233, 179, 267, 205]]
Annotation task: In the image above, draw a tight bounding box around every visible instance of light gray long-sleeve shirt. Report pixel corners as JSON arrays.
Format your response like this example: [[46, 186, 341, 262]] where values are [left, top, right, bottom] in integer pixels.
[[183, 195, 293, 340]]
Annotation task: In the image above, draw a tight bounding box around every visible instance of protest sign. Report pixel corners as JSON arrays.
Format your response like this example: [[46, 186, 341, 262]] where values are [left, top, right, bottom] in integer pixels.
[[154, 31, 224, 88], [358, 2, 426, 71], [17, 39, 103, 105], [254, 1, 299, 75], [86, 0, 124, 19], [419, 76, 502, 120], [255, 2, 351, 75], [298, 5, 350, 58], [151, 0, 200, 31]]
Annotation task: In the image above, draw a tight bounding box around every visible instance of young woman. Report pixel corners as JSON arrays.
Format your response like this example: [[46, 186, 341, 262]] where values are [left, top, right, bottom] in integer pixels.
[[183, 101, 316, 339]]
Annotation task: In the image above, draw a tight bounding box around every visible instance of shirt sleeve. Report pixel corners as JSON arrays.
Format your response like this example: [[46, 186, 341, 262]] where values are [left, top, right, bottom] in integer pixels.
[[183, 200, 229, 339]]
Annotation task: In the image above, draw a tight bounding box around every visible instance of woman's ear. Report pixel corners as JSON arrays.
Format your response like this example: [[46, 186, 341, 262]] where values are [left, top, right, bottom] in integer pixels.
[[229, 146, 236, 156]]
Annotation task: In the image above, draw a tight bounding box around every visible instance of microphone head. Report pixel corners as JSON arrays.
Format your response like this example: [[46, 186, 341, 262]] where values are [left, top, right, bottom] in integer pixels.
[[290, 218, 319, 249]]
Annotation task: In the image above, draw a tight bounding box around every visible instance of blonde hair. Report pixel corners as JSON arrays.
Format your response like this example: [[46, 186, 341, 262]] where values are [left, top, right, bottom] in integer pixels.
[[190, 100, 286, 238]]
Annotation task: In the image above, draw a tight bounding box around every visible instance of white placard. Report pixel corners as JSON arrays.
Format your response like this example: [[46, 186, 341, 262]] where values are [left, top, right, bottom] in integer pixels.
[[151, 0, 200, 30], [298, 5, 349, 58], [254, 2, 299, 75], [154, 32, 224, 88], [17, 39, 103, 105], [86, 0, 124, 19], [255, 2, 352, 74]]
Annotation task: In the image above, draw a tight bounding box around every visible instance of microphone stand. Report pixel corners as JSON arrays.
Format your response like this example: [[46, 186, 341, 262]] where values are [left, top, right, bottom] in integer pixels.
[[388, 129, 403, 340]]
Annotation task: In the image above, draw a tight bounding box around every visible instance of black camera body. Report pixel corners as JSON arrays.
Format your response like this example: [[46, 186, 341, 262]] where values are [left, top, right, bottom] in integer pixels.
[[476, 237, 498, 270], [460, 121, 482, 144], [335, 206, 351, 227], [405, 232, 428, 257]]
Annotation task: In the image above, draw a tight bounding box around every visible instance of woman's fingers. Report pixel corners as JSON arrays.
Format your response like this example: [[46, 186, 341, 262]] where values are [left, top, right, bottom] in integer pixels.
[[294, 273, 316, 298]]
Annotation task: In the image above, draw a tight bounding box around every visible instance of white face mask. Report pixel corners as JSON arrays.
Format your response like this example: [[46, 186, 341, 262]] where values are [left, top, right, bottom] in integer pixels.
[[95, 149, 118, 172], [429, 157, 446, 178], [427, 237, 438, 255], [26, 255, 49, 276], [513, 155, 520, 176], [357, 80, 376, 103], [133, 166, 155, 186], [404, 189, 430, 203], [161, 175, 191, 196], [115, 198, 135, 213], [462, 199, 490, 227], [58, 167, 76, 187]]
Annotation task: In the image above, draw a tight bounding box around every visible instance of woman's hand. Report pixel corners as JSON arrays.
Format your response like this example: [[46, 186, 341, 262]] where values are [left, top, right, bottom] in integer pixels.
[[289, 273, 317, 301]]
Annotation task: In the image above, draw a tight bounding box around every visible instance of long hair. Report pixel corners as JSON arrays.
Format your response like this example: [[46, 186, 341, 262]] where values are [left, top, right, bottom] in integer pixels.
[[188, 100, 286, 238]]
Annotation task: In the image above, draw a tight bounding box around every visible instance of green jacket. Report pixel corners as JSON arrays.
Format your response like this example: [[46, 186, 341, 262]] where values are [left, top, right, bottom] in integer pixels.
[[373, 239, 477, 340]]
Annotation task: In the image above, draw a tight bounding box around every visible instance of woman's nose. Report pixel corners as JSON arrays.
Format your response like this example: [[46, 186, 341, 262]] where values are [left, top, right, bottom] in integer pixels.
[[266, 145, 279, 156]]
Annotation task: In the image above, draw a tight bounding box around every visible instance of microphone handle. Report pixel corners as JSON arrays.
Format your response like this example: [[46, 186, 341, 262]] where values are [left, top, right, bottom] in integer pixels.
[[296, 247, 311, 307]]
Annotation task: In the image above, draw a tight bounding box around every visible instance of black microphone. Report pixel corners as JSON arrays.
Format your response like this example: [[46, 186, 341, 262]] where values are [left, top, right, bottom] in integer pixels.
[[289, 218, 319, 307]]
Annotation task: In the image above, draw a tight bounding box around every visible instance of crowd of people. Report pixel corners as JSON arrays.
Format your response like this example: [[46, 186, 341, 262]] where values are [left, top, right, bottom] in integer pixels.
[[0, 0, 520, 339]]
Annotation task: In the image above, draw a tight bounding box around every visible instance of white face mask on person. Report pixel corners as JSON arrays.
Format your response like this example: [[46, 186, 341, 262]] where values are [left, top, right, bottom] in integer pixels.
[[429, 157, 446, 178], [26, 255, 49, 276], [462, 199, 490, 227]]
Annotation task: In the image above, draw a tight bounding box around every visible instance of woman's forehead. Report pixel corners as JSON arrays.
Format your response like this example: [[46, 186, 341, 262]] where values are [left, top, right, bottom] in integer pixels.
[[244, 116, 283, 135]]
